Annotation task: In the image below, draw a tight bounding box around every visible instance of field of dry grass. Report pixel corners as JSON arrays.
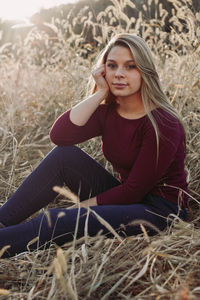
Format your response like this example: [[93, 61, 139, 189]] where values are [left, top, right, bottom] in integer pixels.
[[0, 0, 200, 299]]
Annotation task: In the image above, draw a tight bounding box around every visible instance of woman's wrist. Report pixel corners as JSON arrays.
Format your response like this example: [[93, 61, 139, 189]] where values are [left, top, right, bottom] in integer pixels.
[[95, 89, 108, 102]]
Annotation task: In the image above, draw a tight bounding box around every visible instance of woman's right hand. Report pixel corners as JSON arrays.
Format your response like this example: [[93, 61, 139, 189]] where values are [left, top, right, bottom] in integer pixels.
[[69, 65, 110, 126], [92, 65, 109, 97]]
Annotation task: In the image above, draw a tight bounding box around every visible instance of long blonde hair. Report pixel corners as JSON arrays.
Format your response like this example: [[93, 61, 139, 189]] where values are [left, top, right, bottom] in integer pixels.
[[88, 33, 185, 156]]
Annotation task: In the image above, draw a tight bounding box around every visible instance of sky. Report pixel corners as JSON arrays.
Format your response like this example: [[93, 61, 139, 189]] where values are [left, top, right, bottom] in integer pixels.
[[0, 0, 78, 21]]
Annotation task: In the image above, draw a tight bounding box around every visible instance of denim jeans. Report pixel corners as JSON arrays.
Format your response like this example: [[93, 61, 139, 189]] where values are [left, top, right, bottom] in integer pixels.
[[0, 146, 187, 257]]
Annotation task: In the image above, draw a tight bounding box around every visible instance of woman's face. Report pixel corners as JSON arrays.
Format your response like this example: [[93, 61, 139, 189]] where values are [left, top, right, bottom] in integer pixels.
[[105, 46, 142, 99]]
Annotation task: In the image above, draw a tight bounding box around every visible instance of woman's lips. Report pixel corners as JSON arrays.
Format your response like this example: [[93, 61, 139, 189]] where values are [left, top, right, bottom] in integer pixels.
[[112, 83, 127, 89]]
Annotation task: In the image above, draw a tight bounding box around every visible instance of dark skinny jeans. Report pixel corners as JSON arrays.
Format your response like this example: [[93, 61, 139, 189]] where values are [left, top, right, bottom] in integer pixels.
[[0, 146, 187, 257]]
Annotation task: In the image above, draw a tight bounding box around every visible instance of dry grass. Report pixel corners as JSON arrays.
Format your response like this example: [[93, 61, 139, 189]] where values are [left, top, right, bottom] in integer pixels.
[[0, 0, 200, 299]]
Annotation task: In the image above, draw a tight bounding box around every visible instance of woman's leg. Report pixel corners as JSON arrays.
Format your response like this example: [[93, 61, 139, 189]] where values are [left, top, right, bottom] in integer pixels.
[[0, 146, 120, 226], [0, 195, 187, 258]]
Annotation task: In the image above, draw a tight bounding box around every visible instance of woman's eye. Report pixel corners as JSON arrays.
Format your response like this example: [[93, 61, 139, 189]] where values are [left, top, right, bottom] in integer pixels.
[[107, 63, 116, 69], [106, 63, 136, 70], [126, 65, 136, 69]]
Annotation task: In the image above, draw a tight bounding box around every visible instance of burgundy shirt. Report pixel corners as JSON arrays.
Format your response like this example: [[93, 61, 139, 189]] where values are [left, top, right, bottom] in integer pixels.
[[50, 105, 188, 206]]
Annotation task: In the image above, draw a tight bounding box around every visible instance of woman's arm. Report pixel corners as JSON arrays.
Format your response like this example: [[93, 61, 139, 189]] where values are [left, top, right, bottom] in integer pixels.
[[50, 65, 109, 145], [70, 65, 109, 126]]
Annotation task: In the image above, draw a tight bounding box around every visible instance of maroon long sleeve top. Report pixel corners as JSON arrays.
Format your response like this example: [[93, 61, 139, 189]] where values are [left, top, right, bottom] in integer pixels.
[[50, 105, 188, 206]]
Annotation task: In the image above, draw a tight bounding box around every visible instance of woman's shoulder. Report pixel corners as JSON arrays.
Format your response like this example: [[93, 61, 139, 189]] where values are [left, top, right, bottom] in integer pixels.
[[150, 107, 185, 137], [152, 107, 181, 125], [93, 104, 113, 128]]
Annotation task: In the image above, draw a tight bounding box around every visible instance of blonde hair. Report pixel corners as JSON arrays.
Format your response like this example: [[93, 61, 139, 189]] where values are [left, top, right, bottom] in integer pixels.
[[88, 33, 185, 157]]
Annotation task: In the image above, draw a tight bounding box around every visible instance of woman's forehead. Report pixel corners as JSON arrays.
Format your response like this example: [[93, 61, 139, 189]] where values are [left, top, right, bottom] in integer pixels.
[[106, 46, 135, 62]]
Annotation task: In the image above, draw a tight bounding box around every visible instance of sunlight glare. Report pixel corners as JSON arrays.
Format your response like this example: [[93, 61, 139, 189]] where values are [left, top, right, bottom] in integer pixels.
[[0, 0, 75, 21]]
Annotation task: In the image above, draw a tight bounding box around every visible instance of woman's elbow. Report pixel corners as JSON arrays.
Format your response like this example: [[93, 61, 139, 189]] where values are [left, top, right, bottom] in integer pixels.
[[50, 129, 63, 145], [50, 131, 74, 146], [50, 134, 59, 145]]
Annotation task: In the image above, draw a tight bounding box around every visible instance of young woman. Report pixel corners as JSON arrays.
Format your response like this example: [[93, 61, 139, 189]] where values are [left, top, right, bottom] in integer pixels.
[[0, 34, 188, 258]]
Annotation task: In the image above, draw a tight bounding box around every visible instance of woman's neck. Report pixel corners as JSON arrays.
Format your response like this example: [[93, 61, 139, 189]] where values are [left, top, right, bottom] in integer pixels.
[[116, 93, 146, 119]]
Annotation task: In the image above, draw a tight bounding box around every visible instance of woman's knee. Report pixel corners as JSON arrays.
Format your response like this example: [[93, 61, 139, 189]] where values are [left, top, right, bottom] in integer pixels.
[[47, 146, 82, 165], [50, 145, 79, 157]]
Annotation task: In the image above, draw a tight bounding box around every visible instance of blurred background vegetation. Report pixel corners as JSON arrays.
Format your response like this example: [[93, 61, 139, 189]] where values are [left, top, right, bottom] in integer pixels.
[[0, 0, 199, 56]]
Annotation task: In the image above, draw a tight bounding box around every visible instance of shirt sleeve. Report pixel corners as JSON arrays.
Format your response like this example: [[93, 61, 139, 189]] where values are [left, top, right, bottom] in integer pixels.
[[97, 115, 184, 205], [50, 105, 107, 145]]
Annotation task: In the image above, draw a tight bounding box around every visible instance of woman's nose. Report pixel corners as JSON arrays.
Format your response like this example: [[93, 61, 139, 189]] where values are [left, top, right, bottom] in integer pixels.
[[115, 67, 125, 77]]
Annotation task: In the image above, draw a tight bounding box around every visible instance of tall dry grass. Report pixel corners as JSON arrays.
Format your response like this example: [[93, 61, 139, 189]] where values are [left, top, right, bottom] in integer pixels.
[[0, 0, 200, 299]]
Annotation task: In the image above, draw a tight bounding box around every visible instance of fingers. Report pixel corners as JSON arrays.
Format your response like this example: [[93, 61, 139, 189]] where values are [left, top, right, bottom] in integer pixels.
[[91, 65, 109, 93], [92, 65, 106, 78]]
